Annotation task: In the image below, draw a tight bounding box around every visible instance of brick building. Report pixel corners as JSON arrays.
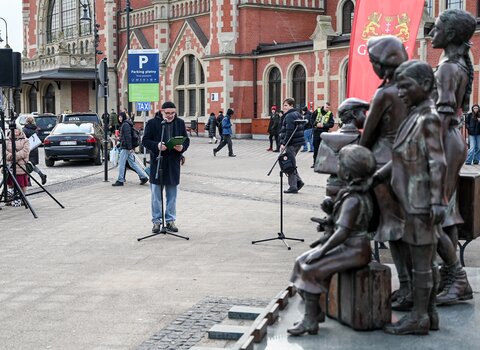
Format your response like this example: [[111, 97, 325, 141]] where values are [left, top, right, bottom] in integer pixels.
[[20, 0, 480, 137]]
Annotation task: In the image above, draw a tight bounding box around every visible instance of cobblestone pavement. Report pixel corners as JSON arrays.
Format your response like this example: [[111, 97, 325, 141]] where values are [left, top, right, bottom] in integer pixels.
[[1, 136, 479, 349]]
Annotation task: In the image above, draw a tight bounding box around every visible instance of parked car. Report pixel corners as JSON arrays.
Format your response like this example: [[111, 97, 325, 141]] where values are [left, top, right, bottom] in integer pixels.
[[43, 122, 105, 167], [58, 113, 102, 125], [34, 114, 57, 142]]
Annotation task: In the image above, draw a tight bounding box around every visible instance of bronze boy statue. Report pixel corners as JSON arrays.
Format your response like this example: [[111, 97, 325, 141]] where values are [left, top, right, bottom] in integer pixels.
[[288, 144, 375, 336], [376, 60, 447, 335]]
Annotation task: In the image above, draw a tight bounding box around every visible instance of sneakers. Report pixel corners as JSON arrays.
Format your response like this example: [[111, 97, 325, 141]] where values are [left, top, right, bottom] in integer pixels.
[[152, 223, 161, 233], [112, 181, 124, 186], [140, 177, 148, 185], [213, 149, 217, 157], [229, 154, 236, 157], [284, 188, 298, 194], [166, 221, 179, 232]]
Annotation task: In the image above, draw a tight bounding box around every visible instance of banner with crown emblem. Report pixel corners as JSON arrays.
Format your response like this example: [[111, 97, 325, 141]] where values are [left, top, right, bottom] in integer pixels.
[[346, 0, 425, 102]]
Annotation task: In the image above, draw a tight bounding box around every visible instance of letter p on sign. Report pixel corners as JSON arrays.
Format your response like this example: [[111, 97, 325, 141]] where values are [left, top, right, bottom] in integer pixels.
[[139, 55, 148, 69]]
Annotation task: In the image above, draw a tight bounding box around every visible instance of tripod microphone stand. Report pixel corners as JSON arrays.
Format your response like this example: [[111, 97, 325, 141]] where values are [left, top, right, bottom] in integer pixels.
[[138, 119, 189, 241], [252, 120, 305, 250]]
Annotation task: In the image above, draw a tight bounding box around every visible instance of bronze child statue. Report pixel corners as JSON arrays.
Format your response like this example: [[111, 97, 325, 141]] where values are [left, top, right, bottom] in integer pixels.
[[288, 144, 375, 336], [360, 36, 411, 310], [376, 60, 447, 335], [429, 8, 475, 305]]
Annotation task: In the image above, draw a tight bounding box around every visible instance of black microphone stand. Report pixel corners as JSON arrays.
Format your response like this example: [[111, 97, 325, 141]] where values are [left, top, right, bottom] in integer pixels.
[[252, 121, 305, 250], [138, 120, 189, 241]]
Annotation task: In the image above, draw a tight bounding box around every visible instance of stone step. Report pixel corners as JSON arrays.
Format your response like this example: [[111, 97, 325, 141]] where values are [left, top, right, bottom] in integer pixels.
[[228, 306, 264, 320], [208, 324, 249, 341]]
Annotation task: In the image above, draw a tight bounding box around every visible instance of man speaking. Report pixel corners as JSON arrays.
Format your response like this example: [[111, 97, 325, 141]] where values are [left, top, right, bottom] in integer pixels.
[[142, 101, 190, 234]]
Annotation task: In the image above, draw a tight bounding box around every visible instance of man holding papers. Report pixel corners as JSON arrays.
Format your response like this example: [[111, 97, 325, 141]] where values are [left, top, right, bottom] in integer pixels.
[[142, 101, 190, 234]]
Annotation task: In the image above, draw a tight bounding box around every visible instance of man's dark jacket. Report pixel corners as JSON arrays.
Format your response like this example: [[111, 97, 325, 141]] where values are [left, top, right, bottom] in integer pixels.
[[119, 120, 134, 150], [142, 116, 190, 186], [279, 108, 304, 146], [465, 107, 480, 135]]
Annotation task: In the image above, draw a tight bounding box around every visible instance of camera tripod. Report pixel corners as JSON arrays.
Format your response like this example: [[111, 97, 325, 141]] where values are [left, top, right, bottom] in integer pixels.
[[252, 121, 305, 250], [0, 109, 64, 218], [137, 119, 189, 242]]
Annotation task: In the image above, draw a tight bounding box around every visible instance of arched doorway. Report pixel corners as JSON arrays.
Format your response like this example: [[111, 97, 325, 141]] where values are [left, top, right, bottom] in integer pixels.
[[44, 84, 56, 114]]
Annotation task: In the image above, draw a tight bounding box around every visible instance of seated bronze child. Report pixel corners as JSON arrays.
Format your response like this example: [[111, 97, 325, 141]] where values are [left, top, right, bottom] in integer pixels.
[[288, 144, 375, 336]]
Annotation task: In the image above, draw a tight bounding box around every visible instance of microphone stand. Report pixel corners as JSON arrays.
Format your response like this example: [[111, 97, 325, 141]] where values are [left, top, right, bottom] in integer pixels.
[[252, 120, 305, 250], [138, 119, 189, 241]]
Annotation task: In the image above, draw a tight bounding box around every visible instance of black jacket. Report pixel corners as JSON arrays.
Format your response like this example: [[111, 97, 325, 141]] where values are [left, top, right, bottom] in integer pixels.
[[119, 120, 134, 150], [279, 108, 304, 146], [207, 115, 217, 138], [267, 113, 281, 135], [303, 110, 313, 129], [217, 114, 224, 134], [22, 123, 39, 165], [465, 109, 480, 135], [142, 116, 190, 186]]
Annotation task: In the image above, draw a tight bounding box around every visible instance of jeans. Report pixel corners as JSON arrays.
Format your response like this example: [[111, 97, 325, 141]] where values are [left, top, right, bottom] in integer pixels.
[[303, 128, 313, 151], [466, 135, 480, 164], [151, 183, 178, 224], [117, 149, 148, 182]]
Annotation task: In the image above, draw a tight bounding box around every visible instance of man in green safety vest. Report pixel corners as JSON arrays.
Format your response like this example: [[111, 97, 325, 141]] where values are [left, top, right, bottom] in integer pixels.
[[311, 102, 335, 167]]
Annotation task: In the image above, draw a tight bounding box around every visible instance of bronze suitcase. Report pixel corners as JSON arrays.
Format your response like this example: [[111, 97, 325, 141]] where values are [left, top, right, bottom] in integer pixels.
[[327, 262, 391, 330], [458, 170, 480, 240]]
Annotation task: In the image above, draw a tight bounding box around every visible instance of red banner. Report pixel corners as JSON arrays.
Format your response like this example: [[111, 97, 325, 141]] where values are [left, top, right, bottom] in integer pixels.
[[347, 0, 426, 101]]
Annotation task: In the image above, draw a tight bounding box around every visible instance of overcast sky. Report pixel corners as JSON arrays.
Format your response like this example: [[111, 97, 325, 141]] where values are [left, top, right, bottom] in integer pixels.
[[1, 2, 24, 53]]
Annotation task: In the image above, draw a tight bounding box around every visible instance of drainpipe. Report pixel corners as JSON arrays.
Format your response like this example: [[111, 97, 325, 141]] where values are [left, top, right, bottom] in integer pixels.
[[252, 50, 259, 119]]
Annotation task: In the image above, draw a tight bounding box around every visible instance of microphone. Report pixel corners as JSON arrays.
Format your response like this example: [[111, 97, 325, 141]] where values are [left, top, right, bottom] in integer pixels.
[[161, 119, 167, 124], [294, 119, 308, 124]]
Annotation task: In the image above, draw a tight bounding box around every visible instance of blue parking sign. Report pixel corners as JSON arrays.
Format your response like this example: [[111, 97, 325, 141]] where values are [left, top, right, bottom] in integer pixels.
[[128, 49, 160, 102]]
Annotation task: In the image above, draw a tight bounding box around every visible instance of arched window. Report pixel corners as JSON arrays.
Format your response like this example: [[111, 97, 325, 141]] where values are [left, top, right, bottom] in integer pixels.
[[342, 0, 354, 34], [28, 87, 38, 113], [268, 67, 281, 111], [292, 65, 306, 109], [175, 55, 205, 117], [44, 84, 56, 114], [47, 0, 92, 44]]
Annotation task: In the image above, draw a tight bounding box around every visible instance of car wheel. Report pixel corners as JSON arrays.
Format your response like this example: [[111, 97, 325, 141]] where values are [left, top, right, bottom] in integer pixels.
[[94, 148, 102, 165], [45, 158, 55, 167]]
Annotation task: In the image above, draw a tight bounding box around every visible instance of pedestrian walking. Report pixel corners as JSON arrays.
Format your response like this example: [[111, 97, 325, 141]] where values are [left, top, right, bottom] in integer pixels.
[[207, 112, 218, 143], [267, 106, 280, 152], [112, 113, 149, 186], [142, 101, 190, 233], [213, 108, 236, 157], [22, 116, 47, 185], [217, 111, 224, 141], [109, 109, 119, 135], [301, 106, 314, 152], [465, 104, 480, 165], [279, 98, 304, 193]]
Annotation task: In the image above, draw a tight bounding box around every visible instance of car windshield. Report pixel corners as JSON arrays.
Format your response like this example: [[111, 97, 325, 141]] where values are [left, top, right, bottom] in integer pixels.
[[52, 123, 93, 134], [35, 116, 56, 129], [63, 115, 99, 123]]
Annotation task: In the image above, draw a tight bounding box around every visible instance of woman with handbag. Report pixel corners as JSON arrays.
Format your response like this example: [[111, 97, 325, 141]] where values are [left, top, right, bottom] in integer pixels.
[[22, 116, 47, 185], [6, 125, 31, 197]]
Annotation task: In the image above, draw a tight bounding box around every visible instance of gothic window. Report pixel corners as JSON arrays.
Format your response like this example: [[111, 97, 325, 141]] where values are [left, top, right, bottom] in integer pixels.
[[292, 65, 306, 109], [28, 87, 38, 113], [446, 0, 463, 9], [175, 55, 205, 117], [47, 0, 92, 44], [342, 0, 354, 34], [268, 67, 281, 111]]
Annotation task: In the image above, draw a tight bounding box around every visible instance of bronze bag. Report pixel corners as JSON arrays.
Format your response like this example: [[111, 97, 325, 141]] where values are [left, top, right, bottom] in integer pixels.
[[314, 132, 359, 174]]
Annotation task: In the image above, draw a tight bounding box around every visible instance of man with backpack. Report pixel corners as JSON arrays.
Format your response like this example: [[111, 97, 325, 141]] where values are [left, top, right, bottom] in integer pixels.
[[112, 113, 149, 186]]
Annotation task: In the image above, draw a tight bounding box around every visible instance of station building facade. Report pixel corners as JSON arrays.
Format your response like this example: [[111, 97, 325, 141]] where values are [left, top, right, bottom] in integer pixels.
[[20, 0, 480, 137]]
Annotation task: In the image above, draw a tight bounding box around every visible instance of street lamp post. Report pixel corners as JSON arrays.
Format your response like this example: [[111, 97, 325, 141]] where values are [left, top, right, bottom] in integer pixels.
[[125, 0, 132, 117], [0, 17, 10, 49]]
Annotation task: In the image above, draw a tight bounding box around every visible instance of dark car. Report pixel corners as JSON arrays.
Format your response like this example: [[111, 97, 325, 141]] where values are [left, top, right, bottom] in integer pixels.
[[43, 122, 105, 167], [58, 113, 102, 125], [34, 114, 57, 142]]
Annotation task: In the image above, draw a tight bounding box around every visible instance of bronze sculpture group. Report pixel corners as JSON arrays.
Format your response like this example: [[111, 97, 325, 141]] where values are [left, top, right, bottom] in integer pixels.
[[288, 8, 476, 337]]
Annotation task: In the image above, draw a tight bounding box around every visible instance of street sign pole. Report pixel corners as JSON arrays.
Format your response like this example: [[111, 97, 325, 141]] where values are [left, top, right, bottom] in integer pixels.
[[98, 58, 109, 182]]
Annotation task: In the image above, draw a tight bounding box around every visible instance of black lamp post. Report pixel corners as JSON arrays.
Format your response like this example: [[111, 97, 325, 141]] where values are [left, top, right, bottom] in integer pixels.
[[0, 17, 10, 49], [125, 0, 132, 116]]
